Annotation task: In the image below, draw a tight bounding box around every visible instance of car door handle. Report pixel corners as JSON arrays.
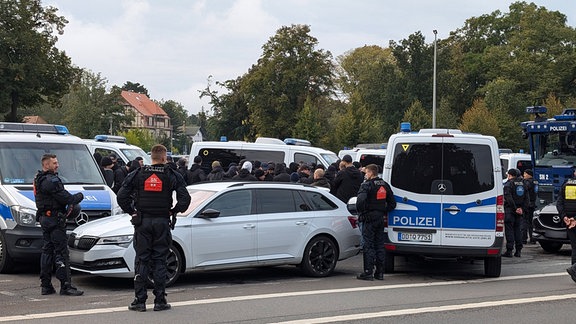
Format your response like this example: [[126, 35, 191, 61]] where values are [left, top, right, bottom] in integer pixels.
[[243, 224, 256, 229], [444, 207, 461, 212], [295, 221, 308, 226]]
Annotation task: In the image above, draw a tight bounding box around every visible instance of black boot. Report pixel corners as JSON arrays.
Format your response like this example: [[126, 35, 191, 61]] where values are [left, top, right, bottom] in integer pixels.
[[128, 298, 147, 312], [41, 285, 56, 295], [502, 250, 513, 257], [374, 264, 384, 280], [60, 283, 84, 296], [153, 297, 171, 311], [514, 250, 521, 257]]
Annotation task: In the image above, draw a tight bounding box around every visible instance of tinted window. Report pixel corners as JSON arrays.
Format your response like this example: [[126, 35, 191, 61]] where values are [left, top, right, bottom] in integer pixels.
[[256, 189, 297, 214], [500, 158, 510, 179], [294, 153, 319, 167], [391, 142, 494, 195], [302, 191, 338, 211], [0, 142, 103, 185], [202, 190, 253, 217], [196, 148, 284, 173], [359, 154, 385, 168]]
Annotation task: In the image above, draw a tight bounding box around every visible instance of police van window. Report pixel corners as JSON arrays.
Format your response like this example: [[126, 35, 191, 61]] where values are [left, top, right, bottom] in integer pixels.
[[500, 159, 509, 179], [516, 160, 533, 175], [198, 148, 243, 173], [294, 153, 318, 167], [391, 142, 494, 195], [0, 143, 103, 185], [120, 148, 151, 165], [242, 150, 285, 166], [360, 154, 385, 168], [202, 190, 253, 217]]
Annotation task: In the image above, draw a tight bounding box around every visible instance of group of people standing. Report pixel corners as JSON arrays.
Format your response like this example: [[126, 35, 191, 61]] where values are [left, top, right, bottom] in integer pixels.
[[93, 152, 144, 193]]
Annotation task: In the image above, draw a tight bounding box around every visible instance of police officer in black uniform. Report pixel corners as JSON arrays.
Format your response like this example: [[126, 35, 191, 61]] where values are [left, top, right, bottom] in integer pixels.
[[556, 169, 576, 282], [355, 164, 396, 280], [34, 153, 84, 296], [117, 144, 191, 312], [503, 169, 529, 257], [522, 169, 537, 244]]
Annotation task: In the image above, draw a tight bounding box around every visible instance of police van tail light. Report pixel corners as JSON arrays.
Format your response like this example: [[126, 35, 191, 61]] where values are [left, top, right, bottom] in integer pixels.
[[348, 216, 359, 229], [496, 195, 505, 232]]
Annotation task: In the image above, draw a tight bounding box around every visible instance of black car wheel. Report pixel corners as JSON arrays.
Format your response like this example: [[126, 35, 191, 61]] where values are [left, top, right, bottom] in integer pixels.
[[147, 246, 182, 287], [484, 256, 502, 277], [0, 232, 15, 274], [300, 236, 338, 277], [539, 241, 563, 253]]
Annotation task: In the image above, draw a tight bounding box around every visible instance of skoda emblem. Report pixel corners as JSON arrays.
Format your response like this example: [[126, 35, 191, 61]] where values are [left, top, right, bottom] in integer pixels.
[[75, 212, 89, 226], [553, 215, 561, 224], [437, 183, 446, 192]]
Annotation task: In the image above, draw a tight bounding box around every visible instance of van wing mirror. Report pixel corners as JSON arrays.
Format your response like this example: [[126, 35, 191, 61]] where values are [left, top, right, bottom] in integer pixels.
[[198, 208, 220, 219]]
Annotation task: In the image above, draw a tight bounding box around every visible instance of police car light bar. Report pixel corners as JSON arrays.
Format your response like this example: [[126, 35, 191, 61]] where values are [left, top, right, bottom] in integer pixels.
[[0, 122, 70, 134], [94, 135, 127, 143], [526, 106, 547, 114], [284, 138, 311, 146]]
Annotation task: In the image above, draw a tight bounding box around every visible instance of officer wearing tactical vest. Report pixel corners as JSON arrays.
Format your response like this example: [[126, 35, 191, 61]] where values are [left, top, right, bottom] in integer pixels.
[[355, 164, 397, 281], [522, 169, 537, 244], [34, 153, 84, 296], [117, 144, 191, 312], [503, 168, 529, 257], [556, 169, 576, 283]]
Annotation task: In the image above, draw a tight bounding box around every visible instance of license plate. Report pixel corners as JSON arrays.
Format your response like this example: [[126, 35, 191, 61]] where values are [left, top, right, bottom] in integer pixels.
[[398, 232, 432, 242]]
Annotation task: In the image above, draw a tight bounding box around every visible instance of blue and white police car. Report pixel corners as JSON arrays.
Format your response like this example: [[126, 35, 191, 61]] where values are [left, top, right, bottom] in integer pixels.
[[382, 123, 504, 277], [0, 122, 122, 273]]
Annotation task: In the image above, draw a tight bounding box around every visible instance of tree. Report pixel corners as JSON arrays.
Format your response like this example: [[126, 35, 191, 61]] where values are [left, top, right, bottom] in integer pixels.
[[436, 98, 460, 129], [0, 0, 78, 121], [459, 99, 500, 138], [242, 24, 334, 138], [292, 96, 320, 145], [402, 100, 431, 131], [119, 128, 155, 153], [122, 81, 149, 97]]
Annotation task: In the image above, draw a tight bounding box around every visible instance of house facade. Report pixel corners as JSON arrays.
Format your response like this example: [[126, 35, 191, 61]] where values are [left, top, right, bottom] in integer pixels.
[[120, 90, 171, 139]]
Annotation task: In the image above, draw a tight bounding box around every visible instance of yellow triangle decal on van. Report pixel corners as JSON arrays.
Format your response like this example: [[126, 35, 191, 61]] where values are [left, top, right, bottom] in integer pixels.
[[402, 144, 409, 151]]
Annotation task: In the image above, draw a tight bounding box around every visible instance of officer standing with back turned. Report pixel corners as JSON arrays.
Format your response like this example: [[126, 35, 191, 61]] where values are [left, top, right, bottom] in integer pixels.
[[502, 168, 529, 257], [117, 144, 191, 312], [34, 153, 84, 296]]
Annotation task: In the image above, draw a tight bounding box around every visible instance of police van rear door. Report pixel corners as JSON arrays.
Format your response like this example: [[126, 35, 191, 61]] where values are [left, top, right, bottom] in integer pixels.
[[387, 134, 498, 247]]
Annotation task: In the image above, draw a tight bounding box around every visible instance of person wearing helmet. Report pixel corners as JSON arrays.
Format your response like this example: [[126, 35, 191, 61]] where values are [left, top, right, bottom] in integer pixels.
[[34, 153, 84, 296]]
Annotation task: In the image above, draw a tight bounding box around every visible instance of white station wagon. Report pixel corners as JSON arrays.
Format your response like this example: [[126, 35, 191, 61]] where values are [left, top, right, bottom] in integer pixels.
[[68, 182, 361, 286]]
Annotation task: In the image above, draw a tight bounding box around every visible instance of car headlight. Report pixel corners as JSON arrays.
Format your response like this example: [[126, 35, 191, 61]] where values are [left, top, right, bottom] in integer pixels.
[[97, 235, 133, 248], [10, 206, 39, 227]]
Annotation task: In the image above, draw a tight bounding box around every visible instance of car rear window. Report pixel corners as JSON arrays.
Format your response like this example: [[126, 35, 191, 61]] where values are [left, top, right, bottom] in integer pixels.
[[302, 191, 338, 211], [391, 142, 495, 195]]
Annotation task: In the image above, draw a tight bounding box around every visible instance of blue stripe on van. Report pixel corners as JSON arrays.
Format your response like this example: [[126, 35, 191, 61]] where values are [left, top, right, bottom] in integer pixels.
[[18, 190, 112, 210], [389, 196, 497, 230], [0, 203, 12, 220]]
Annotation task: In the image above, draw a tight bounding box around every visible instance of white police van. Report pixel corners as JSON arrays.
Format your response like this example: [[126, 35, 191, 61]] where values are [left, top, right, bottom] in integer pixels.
[[83, 135, 151, 166], [189, 137, 339, 173], [383, 123, 504, 277], [0, 123, 122, 273]]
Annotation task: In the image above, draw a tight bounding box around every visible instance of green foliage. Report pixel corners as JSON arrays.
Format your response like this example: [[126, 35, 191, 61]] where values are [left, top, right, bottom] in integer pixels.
[[402, 100, 431, 131], [459, 99, 501, 137], [436, 98, 459, 129], [0, 0, 78, 121], [292, 96, 320, 145], [119, 128, 155, 153], [122, 81, 149, 97]]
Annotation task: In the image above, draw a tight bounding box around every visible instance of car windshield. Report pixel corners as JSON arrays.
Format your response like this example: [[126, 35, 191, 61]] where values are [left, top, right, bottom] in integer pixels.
[[321, 153, 339, 165], [178, 188, 217, 216], [121, 148, 151, 164], [0, 142, 104, 185]]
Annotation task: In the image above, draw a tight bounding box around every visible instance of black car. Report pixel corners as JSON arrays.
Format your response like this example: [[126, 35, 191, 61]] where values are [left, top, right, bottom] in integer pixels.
[[532, 203, 569, 252]]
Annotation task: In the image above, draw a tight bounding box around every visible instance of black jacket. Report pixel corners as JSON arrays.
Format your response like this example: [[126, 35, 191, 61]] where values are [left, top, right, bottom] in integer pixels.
[[188, 164, 206, 184], [232, 169, 257, 181], [330, 166, 363, 203], [311, 177, 331, 189], [207, 166, 226, 181]]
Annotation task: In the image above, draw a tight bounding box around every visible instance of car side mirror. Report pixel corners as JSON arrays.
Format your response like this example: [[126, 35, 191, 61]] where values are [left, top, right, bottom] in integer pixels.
[[198, 208, 220, 219], [347, 197, 358, 215]]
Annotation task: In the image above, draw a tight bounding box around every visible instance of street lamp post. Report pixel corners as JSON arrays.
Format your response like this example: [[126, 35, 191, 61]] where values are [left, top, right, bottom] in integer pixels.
[[432, 30, 438, 128]]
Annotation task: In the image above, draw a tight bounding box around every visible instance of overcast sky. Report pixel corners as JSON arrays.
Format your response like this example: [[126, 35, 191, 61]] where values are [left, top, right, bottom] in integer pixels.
[[44, 0, 576, 116]]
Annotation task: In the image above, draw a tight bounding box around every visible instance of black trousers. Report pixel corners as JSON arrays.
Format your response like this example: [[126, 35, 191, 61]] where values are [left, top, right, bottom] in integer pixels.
[[133, 217, 172, 303], [40, 215, 70, 288], [567, 227, 576, 266], [521, 206, 535, 242], [361, 211, 386, 274], [504, 211, 523, 251]]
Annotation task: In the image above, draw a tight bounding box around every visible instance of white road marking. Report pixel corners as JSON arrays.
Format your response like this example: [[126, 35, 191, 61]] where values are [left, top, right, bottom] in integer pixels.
[[270, 294, 576, 324], [0, 272, 569, 322]]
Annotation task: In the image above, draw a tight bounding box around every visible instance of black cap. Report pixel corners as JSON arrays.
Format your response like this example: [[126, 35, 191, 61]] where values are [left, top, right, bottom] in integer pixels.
[[507, 168, 519, 177], [524, 169, 533, 176], [193, 155, 202, 163], [342, 154, 353, 163]]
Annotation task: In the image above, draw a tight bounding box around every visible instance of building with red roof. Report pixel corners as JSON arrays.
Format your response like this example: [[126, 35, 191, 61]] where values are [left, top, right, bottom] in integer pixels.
[[120, 90, 172, 139]]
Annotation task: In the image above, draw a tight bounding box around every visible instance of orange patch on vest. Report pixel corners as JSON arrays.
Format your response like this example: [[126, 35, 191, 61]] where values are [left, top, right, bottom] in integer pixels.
[[377, 186, 386, 200], [144, 174, 163, 192]]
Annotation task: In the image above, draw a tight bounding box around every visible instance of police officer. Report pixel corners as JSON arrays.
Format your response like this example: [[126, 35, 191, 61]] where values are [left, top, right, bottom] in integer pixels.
[[117, 144, 191, 312], [355, 164, 396, 280], [522, 169, 537, 244], [556, 169, 576, 283], [503, 168, 529, 257], [34, 153, 84, 296]]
